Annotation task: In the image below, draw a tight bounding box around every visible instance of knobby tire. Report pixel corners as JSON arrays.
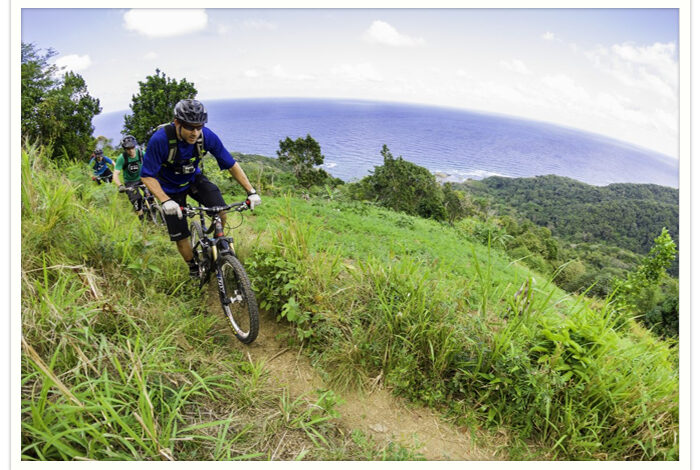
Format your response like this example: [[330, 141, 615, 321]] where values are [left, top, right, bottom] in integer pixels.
[[190, 221, 207, 279], [217, 254, 259, 344]]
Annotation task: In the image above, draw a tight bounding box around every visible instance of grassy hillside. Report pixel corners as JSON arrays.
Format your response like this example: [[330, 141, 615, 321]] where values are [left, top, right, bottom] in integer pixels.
[[20, 143, 426, 461], [21, 143, 679, 460]]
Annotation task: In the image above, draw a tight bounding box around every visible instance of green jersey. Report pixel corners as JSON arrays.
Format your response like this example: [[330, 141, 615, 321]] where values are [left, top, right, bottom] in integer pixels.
[[115, 149, 143, 183]]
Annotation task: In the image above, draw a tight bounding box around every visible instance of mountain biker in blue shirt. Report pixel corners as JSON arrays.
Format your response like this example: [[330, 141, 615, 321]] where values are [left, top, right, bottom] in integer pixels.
[[88, 149, 114, 184], [141, 99, 262, 278]]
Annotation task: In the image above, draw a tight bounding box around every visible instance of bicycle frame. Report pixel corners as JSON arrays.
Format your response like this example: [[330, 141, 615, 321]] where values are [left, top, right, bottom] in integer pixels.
[[185, 202, 248, 288], [93, 173, 112, 184]]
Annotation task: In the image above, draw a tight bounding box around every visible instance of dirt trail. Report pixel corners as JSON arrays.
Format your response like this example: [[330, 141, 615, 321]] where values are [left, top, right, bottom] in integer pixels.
[[227, 308, 500, 461]]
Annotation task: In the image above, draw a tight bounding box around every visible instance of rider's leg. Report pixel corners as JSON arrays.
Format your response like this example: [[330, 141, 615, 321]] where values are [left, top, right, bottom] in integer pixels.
[[177, 238, 199, 278], [176, 238, 194, 262], [126, 181, 144, 219], [162, 191, 195, 275]]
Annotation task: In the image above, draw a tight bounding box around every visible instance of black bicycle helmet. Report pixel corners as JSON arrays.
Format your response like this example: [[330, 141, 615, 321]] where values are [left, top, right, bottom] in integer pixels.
[[120, 135, 137, 149], [173, 99, 208, 125]]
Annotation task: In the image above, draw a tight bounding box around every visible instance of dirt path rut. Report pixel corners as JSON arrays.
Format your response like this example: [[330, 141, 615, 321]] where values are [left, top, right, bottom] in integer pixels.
[[228, 310, 500, 461]]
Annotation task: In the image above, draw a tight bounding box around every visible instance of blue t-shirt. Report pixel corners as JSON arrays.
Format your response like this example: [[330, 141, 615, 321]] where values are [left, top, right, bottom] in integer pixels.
[[141, 126, 236, 194], [89, 156, 114, 176]]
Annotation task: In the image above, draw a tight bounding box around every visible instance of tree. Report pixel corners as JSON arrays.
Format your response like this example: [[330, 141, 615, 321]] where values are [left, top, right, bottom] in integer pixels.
[[358, 145, 446, 221], [276, 134, 330, 189], [443, 183, 470, 224], [614, 228, 678, 334], [44, 72, 101, 159], [123, 69, 197, 144], [21, 42, 101, 160], [21, 42, 58, 139]]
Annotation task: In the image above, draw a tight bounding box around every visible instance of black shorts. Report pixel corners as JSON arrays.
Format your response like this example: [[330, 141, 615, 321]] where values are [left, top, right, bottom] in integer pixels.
[[95, 169, 113, 184], [125, 180, 143, 212], [163, 174, 226, 241]]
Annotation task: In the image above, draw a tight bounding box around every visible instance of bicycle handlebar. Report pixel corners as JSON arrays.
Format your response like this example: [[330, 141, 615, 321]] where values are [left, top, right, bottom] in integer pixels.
[[182, 201, 251, 217], [124, 183, 146, 191]]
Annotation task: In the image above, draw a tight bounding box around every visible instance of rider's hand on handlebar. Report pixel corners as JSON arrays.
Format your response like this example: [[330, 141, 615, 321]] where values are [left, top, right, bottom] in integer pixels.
[[162, 199, 183, 219], [247, 193, 261, 210], [118, 185, 126, 193]]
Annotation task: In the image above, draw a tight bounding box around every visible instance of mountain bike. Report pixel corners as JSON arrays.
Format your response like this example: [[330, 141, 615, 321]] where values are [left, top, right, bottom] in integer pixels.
[[139, 184, 166, 225], [92, 172, 113, 185], [183, 201, 259, 344], [124, 184, 166, 225]]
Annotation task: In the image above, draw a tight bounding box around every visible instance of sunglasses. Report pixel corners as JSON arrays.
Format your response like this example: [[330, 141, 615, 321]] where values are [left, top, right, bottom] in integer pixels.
[[180, 122, 204, 132]]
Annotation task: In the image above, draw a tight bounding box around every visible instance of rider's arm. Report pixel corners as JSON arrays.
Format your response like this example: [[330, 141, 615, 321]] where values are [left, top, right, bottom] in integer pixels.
[[141, 176, 170, 203], [227, 162, 255, 194], [113, 156, 124, 187], [140, 133, 171, 202], [202, 128, 255, 194]]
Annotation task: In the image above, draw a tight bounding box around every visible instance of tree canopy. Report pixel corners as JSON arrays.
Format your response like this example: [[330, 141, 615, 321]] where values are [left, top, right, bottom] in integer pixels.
[[276, 134, 334, 189], [360, 145, 446, 221], [122, 69, 197, 144], [21, 42, 101, 160]]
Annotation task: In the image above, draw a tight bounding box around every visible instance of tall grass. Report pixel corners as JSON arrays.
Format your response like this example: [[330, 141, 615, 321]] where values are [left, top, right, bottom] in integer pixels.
[[248, 195, 679, 460], [20, 143, 423, 461]]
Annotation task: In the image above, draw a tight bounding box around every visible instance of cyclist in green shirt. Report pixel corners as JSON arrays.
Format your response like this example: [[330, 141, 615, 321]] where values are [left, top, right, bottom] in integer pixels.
[[114, 135, 145, 220]]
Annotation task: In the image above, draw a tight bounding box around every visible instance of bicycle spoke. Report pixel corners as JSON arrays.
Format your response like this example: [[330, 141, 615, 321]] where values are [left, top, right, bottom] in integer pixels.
[[218, 255, 259, 344]]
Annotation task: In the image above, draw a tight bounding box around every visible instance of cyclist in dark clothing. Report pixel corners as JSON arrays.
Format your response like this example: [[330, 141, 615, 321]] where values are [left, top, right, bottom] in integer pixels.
[[141, 99, 262, 278], [88, 149, 114, 184], [114, 135, 145, 220]]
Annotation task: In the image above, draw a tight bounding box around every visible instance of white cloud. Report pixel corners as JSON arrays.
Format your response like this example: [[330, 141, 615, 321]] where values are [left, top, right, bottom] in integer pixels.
[[652, 108, 678, 134], [272, 65, 315, 81], [143, 52, 158, 60], [243, 19, 277, 30], [216, 24, 231, 35], [541, 74, 590, 102], [456, 69, 470, 78], [362, 20, 425, 47], [123, 9, 208, 38], [542, 31, 555, 41], [54, 54, 92, 73], [243, 69, 260, 78], [585, 42, 678, 101], [499, 59, 532, 75], [612, 42, 675, 67], [331, 63, 383, 82]]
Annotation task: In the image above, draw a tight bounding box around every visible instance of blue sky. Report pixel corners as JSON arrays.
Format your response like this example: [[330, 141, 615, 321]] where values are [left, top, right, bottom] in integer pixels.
[[20, 7, 680, 157]]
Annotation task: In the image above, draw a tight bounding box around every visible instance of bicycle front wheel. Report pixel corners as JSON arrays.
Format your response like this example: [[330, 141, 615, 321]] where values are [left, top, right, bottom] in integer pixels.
[[142, 197, 157, 225], [217, 254, 259, 344], [190, 221, 207, 278]]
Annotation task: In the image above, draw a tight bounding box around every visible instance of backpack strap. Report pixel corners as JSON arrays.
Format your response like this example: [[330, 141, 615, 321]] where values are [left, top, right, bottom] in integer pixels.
[[161, 123, 206, 163], [163, 124, 179, 164]]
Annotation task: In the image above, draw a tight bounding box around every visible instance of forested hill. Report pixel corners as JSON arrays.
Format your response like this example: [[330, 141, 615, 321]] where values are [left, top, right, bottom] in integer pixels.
[[456, 174, 679, 255]]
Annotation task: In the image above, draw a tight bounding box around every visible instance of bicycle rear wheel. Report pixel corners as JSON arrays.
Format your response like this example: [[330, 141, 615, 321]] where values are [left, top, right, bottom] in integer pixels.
[[217, 254, 259, 344]]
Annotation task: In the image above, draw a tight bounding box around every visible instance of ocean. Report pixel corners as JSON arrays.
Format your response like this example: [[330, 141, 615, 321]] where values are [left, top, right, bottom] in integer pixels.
[[93, 98, 679, 188]]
